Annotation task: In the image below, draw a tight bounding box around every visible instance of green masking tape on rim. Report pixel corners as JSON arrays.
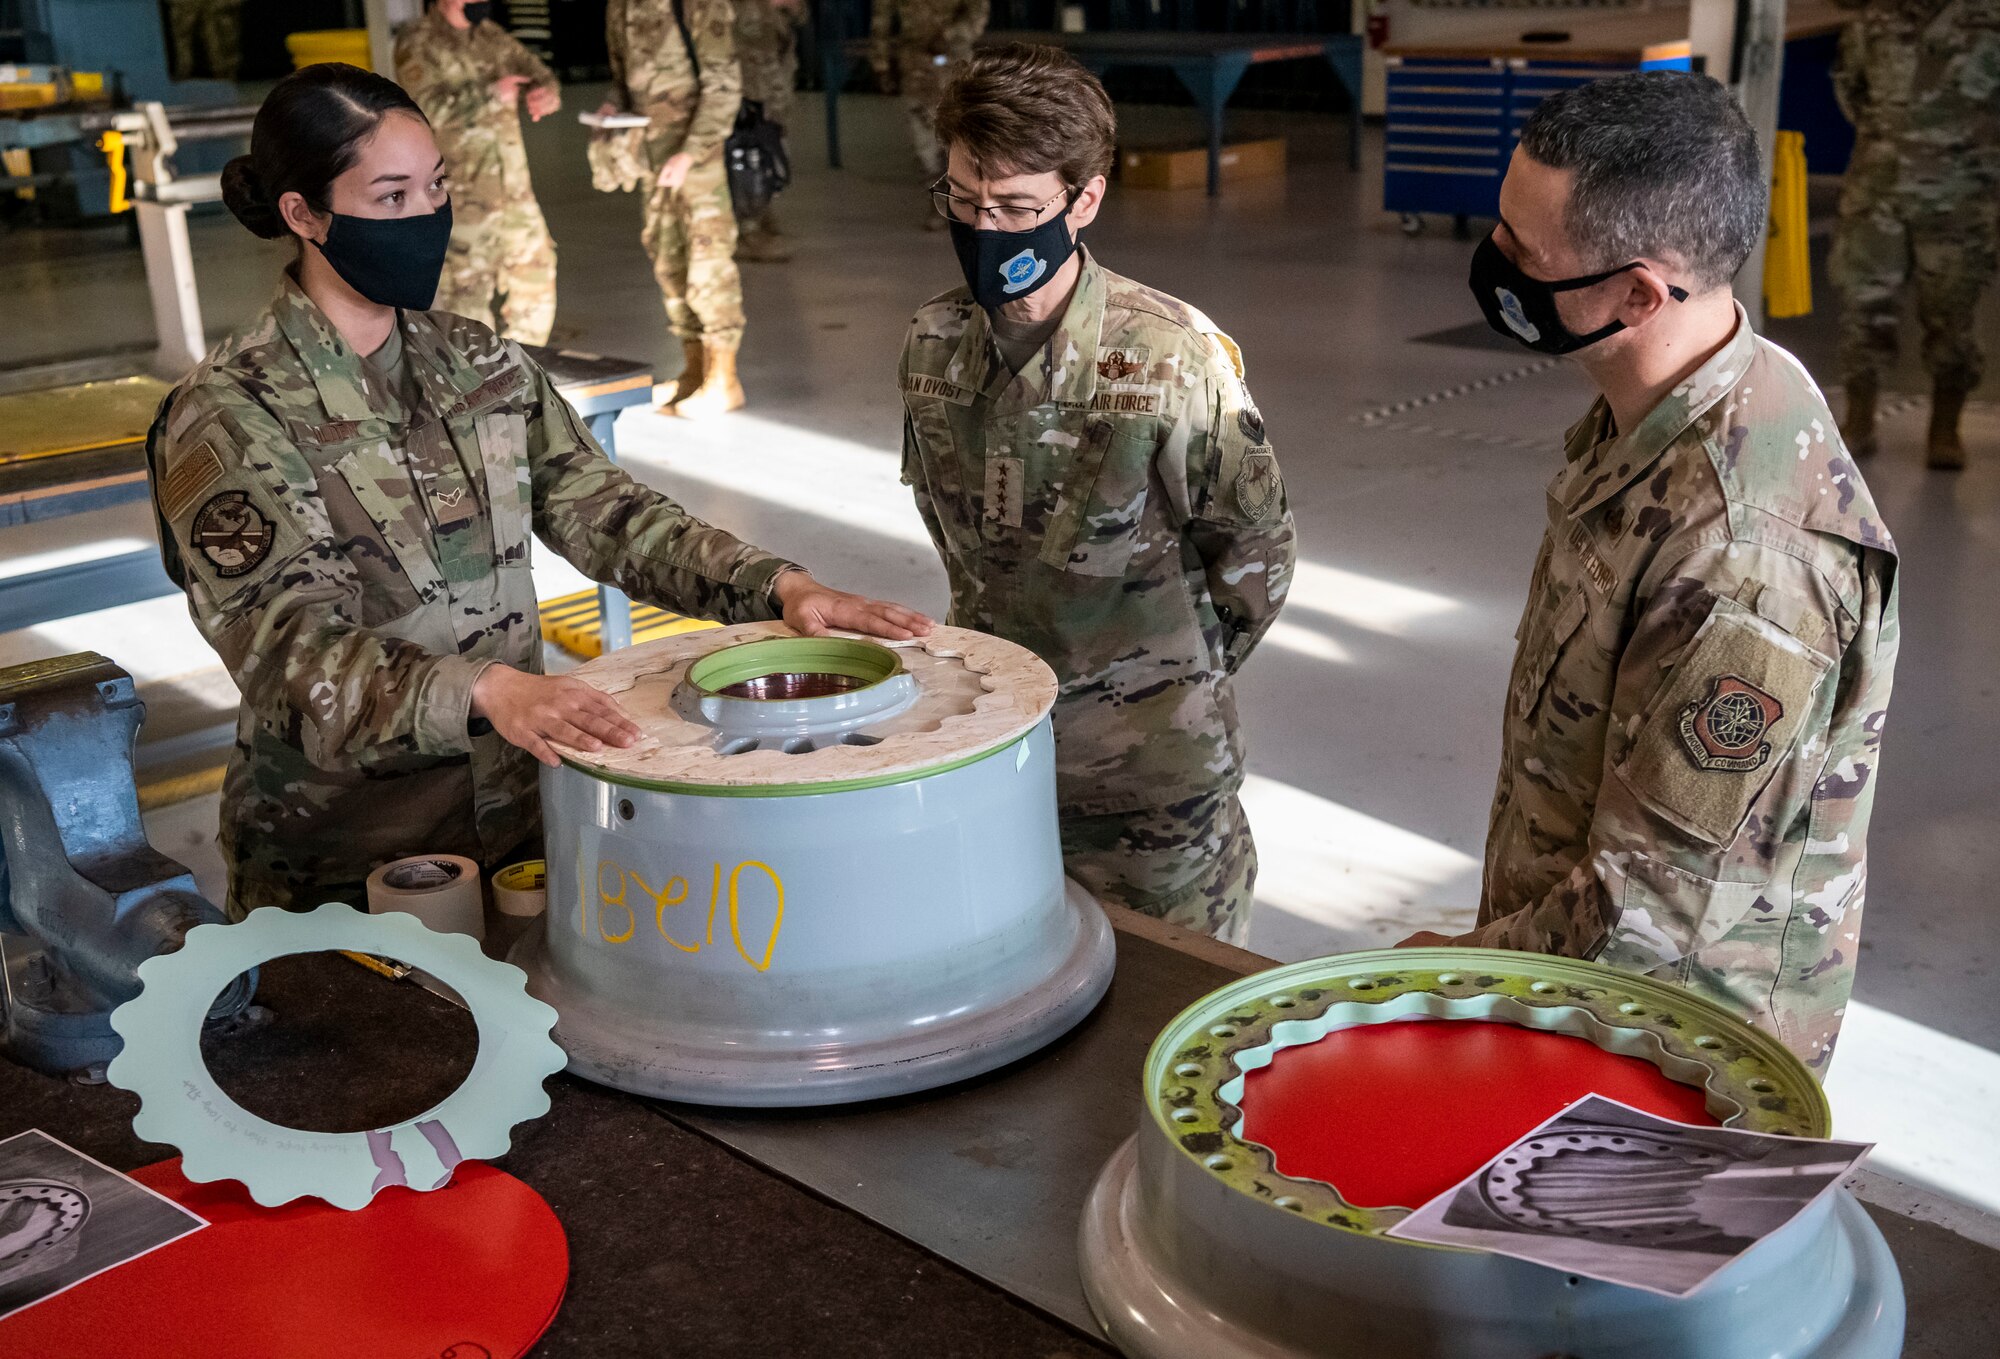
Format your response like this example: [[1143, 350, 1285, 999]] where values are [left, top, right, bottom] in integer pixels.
[[687, 636, 903, 698]]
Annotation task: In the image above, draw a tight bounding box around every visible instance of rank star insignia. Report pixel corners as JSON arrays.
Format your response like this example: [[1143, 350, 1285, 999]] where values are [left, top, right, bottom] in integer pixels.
[[1678, 674, 1782, 772], [190, 490, 275, 579]]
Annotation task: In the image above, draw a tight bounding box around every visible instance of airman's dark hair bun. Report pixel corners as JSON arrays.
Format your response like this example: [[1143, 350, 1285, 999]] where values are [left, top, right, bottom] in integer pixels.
[[223, 63, 426, 241], [220, 155, 287, 239]]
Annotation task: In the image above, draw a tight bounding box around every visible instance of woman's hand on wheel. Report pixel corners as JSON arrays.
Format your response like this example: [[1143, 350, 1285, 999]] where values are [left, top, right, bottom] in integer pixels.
[[774, 571, 932, 641], [471, 665, 641, 768]]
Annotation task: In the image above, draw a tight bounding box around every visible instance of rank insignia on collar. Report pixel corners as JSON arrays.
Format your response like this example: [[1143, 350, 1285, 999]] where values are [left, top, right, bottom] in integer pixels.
[[1678, 675, 1782, 772]]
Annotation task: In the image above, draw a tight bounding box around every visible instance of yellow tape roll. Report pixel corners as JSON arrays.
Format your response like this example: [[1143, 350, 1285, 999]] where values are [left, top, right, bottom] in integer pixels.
[[494, 860, 549, 919]]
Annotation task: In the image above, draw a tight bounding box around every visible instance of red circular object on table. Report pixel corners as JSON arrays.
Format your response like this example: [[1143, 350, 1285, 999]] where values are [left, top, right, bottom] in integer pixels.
[[1238, 1020, 1719, 1209], [0, 1159, 567, 1359]]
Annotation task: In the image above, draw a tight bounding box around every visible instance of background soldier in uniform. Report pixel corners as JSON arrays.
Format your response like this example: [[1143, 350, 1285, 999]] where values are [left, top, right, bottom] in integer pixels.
[[1831, 0, 2000, 469], [733, 0, 803, 261], [396, 0, 563, 345], [1414, 74, 1900, 1077], [605, 0, 749, 415], [898, 48, 1295, 943], [871, 0, 989, 219], [167, 0, 239, 81]]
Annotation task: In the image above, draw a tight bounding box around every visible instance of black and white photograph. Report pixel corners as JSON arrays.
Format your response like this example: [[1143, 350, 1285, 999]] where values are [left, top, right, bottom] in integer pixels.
[[0, 1130, 207, 1323], [1386, 1095, 1874, 1297]]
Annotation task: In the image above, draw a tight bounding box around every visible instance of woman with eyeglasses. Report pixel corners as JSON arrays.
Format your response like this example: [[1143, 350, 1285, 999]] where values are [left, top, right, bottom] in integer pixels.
[[895, 46, 1296, 945], [148, 64, 928, 917]]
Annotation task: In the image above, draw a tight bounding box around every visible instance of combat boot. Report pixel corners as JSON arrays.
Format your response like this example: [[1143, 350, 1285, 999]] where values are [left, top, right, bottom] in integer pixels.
[[671, 341, 745, 419], [736, 210, 792, 263], [653, 338, 706, 412], [1928, 383, 1970, 471], [1839, 373, 1878, 459]]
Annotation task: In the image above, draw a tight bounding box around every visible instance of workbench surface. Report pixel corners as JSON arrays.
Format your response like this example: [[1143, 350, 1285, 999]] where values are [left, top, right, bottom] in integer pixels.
[[3, 914, 1995, 1357]]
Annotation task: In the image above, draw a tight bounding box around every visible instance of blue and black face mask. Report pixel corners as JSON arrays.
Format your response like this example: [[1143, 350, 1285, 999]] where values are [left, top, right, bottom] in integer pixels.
[[948, 208, 1079, 311], [1468, 231, 1687, 355]]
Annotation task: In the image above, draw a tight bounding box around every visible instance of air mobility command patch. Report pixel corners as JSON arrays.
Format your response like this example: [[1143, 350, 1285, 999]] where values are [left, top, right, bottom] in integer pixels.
[[1678, 675, 1783, 772], [190, 490, 275, 579]]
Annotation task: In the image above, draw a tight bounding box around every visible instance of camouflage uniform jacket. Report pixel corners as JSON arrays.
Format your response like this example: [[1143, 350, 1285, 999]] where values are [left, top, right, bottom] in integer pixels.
[[393, 7, 556, 217], [870, 0, 988, 61], [1834, 0, 2000, 199], [607, 0, 742, 167], [150, 275, 794, 911], [1469, 309, 1900, 1073], [898, 252, 1295, 817]]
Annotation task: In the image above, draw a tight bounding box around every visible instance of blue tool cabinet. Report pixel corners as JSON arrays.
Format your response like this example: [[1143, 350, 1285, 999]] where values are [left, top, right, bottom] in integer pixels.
[[1384, 51, 1689, 232]]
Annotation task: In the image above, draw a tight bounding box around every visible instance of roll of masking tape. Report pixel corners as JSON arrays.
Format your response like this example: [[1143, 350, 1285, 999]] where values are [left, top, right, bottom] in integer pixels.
[[367, 854, 485, 941], [494, 860, 549, 919]]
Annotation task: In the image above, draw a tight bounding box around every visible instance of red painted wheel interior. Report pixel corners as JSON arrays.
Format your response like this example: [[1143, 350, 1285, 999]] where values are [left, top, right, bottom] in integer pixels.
[[1237, 1019, 1719, 1209], [0, 1159, 567, 1357]]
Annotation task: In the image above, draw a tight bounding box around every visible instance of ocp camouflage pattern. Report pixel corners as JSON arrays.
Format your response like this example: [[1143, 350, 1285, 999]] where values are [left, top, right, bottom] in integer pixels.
[[608, 0, 746, 344], [734, 0, 802, 129], [395, 6, 561, 344], [898, 251, 1294, 934], [148, 276, 794, 914], [1467, 311, 1900, 1075], [870, 0, 989, 176], [1830, 0, 2000, 389]]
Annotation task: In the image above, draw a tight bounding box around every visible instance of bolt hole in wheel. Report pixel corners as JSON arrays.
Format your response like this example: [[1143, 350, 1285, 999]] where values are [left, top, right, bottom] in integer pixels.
[[617, 799, 636, 822]]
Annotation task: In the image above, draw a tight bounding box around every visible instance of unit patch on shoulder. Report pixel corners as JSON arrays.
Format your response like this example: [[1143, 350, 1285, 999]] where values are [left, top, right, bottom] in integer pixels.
[[1677, 675, 1782, 772], [190, 490, 276, 580], [158, 440, 226, 520], [1233, 446, 1281, 522], [1097, 348, 1149, 384]]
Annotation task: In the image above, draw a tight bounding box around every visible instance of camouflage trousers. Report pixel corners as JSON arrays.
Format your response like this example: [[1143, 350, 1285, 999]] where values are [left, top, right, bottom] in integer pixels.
[[1061, 791, 1258, 945], [642, 152, 745, 347], [1832, 186, 1999, 391], [894, 47, 959, 178], [437, 199, 558, 347], [168, 0, 239, 81]]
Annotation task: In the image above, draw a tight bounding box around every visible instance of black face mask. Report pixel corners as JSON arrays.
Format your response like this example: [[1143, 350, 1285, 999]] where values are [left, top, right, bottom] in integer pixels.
[[462, 1, 493, 24], [316, 202, 454, 312], [948, 209, 1078, 311], [1468, 233, 1687, 355]]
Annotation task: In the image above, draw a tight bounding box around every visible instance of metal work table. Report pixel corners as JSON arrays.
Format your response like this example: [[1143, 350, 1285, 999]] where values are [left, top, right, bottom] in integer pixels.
[[823, 30, 1365, 195], [3, 907, 1995, 1355]]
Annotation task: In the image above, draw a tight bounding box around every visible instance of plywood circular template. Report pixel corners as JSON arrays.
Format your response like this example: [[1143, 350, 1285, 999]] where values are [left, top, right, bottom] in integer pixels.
[[553, 622, 1060, 791], [107, 904, 566, 1211]]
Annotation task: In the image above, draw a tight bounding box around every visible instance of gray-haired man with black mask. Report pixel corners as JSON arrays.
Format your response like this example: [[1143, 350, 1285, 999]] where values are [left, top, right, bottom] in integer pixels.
[[1398, 72, 1900, 1078]]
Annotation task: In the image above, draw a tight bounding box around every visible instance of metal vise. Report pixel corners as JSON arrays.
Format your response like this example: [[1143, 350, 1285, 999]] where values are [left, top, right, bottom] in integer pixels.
[[0, 652, 252, 1077]]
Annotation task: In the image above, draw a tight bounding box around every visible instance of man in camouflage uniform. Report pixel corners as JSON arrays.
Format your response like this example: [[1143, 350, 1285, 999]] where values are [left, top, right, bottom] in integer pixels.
[[899, 50, 1294, 943], [168, 0, 239, 81], [733, 0, 803, 260], [396, 0, 562, 345], [149, 275, 920, 914], [1428, 74, 1900, 1075], [871, 0, 988, 207], [1831, 0, 2000, 470], [605, 0, 748, 416]]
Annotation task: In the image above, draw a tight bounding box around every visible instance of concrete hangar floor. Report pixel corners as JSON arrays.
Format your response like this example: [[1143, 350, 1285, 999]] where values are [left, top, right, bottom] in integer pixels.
[[1, 92, 1996, 1242]]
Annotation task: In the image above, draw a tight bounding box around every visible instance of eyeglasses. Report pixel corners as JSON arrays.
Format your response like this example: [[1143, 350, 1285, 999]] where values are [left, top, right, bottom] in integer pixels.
[[929, 177, 1075, 232]]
